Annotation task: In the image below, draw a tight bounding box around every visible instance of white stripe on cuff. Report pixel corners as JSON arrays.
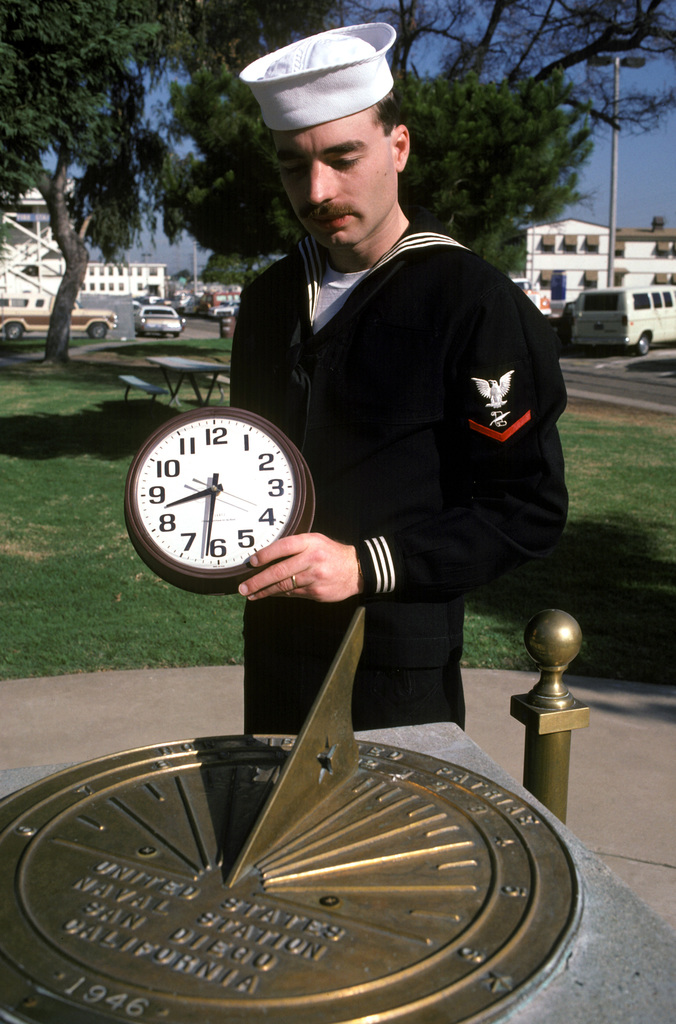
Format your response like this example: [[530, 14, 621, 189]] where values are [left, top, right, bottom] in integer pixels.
[[364, 536, 396, 594]]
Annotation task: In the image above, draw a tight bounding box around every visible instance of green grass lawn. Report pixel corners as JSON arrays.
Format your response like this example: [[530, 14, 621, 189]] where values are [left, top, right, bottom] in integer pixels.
[[1, 343, 675, 685]]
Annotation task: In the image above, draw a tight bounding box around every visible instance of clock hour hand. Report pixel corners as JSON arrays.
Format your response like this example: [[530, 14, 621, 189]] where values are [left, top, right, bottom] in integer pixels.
[[165, 481, 224, 508]]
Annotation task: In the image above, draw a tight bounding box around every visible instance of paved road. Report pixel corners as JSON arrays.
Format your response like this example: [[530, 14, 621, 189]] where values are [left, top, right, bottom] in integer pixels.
[[560, 345, 676, 415]]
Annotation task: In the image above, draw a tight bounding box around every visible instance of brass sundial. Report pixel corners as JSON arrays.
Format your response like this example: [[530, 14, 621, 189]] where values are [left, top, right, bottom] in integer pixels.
[[0, 611, 580, 1023]]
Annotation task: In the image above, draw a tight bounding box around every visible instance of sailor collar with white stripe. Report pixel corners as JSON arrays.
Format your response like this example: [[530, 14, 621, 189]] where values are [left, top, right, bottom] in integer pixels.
[[298, 228, 467, 327]]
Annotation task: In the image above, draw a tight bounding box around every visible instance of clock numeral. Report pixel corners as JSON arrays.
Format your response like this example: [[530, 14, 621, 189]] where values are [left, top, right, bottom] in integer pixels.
[[179, 437, 196, 455], [181, 533, 196, 551], [258, 453, 274, 472], [238, 529, 255, 548], [259, 508, 276, 525], [268, 479, 284, 497], [209, 539, 227, 557], [156, 459, 180, 478], [205, 427, 228, 445], [159, 514, 176, 532], [243, 434, 250, 451], [148, 486, 165, 503]]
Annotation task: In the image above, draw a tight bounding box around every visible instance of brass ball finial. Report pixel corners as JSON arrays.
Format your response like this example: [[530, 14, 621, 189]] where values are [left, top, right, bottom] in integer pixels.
[[524, 609, 582, 709], [524, 609, 582, 669]]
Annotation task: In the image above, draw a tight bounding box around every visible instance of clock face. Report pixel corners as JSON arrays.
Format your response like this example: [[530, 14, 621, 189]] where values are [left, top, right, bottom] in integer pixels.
[[124, 408, 314, 594]]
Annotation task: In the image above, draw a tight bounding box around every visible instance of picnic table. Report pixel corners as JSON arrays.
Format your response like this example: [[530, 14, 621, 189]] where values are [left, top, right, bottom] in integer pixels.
[[146, 356, 231, 407]]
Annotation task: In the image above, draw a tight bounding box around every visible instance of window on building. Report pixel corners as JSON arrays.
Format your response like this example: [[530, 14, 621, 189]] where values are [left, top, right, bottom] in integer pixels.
[[586, 235, 600, 251], [541, 235, 555, 251], [100, 283, 105, 291], [564, 234, 577, 252]]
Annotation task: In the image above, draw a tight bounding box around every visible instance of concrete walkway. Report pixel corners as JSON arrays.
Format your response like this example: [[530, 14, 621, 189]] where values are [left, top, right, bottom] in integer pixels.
[[1, 664, 674, 931]]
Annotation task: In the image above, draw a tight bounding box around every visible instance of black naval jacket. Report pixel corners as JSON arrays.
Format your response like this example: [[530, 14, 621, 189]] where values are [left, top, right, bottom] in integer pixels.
[[230, 208, 567, 672]]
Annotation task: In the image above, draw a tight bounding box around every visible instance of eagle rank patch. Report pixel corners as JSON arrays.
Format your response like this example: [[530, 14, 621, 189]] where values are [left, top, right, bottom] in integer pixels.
[[469, 370, 532, 441]]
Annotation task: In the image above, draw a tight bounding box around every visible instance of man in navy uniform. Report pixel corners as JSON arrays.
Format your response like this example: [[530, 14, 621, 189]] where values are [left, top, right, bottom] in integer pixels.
[[231, 24, 567, 734]]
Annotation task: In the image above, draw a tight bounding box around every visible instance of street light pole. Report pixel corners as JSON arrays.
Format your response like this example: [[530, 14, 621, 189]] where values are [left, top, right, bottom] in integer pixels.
[[608, 58, 620, 289], [589, 55, 646, 288]]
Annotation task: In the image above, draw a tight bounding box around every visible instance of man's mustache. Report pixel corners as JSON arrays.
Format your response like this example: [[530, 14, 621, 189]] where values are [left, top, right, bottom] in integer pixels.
[[300, 203, 355, 221]]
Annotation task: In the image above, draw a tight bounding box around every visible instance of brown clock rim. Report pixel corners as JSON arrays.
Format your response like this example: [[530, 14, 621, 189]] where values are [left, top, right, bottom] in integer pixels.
[[124, 407, 315, 595]]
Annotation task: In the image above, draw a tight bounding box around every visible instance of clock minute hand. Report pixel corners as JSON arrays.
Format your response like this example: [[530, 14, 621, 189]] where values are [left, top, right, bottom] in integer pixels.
[[165, 482, 224, 508], [204, 473, 219, 558]]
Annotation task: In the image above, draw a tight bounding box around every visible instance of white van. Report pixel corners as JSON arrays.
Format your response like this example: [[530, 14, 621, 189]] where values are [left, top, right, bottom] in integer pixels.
[[572, 287, 676, 355]]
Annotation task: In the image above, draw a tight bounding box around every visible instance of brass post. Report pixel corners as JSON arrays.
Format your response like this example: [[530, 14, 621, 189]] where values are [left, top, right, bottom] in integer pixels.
[[510, 609, 589, 822]]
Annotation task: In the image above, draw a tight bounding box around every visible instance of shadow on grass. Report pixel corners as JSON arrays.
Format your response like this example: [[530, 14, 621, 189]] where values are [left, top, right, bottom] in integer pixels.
[[0, 400, 177, 460], [466, 517, 676, 687]]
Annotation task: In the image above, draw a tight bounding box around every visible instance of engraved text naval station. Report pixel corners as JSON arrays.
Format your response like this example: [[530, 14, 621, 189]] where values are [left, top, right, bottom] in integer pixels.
[[0, 612, 580, 1023]]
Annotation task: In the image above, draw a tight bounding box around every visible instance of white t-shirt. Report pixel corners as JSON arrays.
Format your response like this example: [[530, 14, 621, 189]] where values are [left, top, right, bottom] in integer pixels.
[[313, 263, 369, 333]]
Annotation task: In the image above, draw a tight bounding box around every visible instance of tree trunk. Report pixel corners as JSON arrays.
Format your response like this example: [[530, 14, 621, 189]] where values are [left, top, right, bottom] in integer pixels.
[[38, 149, 90, 364]]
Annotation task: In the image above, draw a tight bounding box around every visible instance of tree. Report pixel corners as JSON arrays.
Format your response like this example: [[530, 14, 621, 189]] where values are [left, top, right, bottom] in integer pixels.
[[398, 72, 592, 271], [164, 67, 591, 270], [202, 251, 278, 286], [161, 0, 336, 257], [163, 69, 302, 258], [168, 0, 337, 75], [165, 0, 672, 271], [345, 0, 676, 128], [0, 0, 168, 362]]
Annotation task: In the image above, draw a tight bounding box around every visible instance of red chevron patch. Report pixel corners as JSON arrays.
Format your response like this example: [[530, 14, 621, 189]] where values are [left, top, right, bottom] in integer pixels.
[[468, 409, 532, 442]]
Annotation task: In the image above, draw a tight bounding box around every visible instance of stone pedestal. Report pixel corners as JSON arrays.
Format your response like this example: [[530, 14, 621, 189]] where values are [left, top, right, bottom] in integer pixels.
[[1, 723, 673, 1023]]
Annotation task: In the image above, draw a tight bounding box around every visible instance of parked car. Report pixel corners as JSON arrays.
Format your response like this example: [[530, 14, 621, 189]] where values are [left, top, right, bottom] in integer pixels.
[[171, 294, 198, 315], [134, 305, 185, 338], [0, 294, 117, 340], [206, 304, 238, 319], [572, 287, 676, 355], [197, 291, 241, 316]]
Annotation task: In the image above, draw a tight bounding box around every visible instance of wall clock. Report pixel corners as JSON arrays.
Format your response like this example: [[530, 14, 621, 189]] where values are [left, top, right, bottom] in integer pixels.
[[124, 407, 314, 594]]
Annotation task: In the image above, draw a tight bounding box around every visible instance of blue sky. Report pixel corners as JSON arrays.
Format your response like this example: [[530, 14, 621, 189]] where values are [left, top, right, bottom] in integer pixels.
[[565, 57, 675, 229], [125, 56, 676, 274]]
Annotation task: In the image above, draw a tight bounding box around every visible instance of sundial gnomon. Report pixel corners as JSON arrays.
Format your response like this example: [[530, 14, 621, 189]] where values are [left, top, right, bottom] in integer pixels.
[[0, 610, 580, 1023]]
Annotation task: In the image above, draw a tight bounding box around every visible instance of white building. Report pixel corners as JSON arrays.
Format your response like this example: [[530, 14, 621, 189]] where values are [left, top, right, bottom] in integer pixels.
[[1, 191, 167, 300], [82, 259, 166, 299], [524, 216, 676, 306]]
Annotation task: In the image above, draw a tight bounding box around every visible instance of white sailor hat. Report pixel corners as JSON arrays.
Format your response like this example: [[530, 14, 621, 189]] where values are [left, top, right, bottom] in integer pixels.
[[240, 23, 396, 131]]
